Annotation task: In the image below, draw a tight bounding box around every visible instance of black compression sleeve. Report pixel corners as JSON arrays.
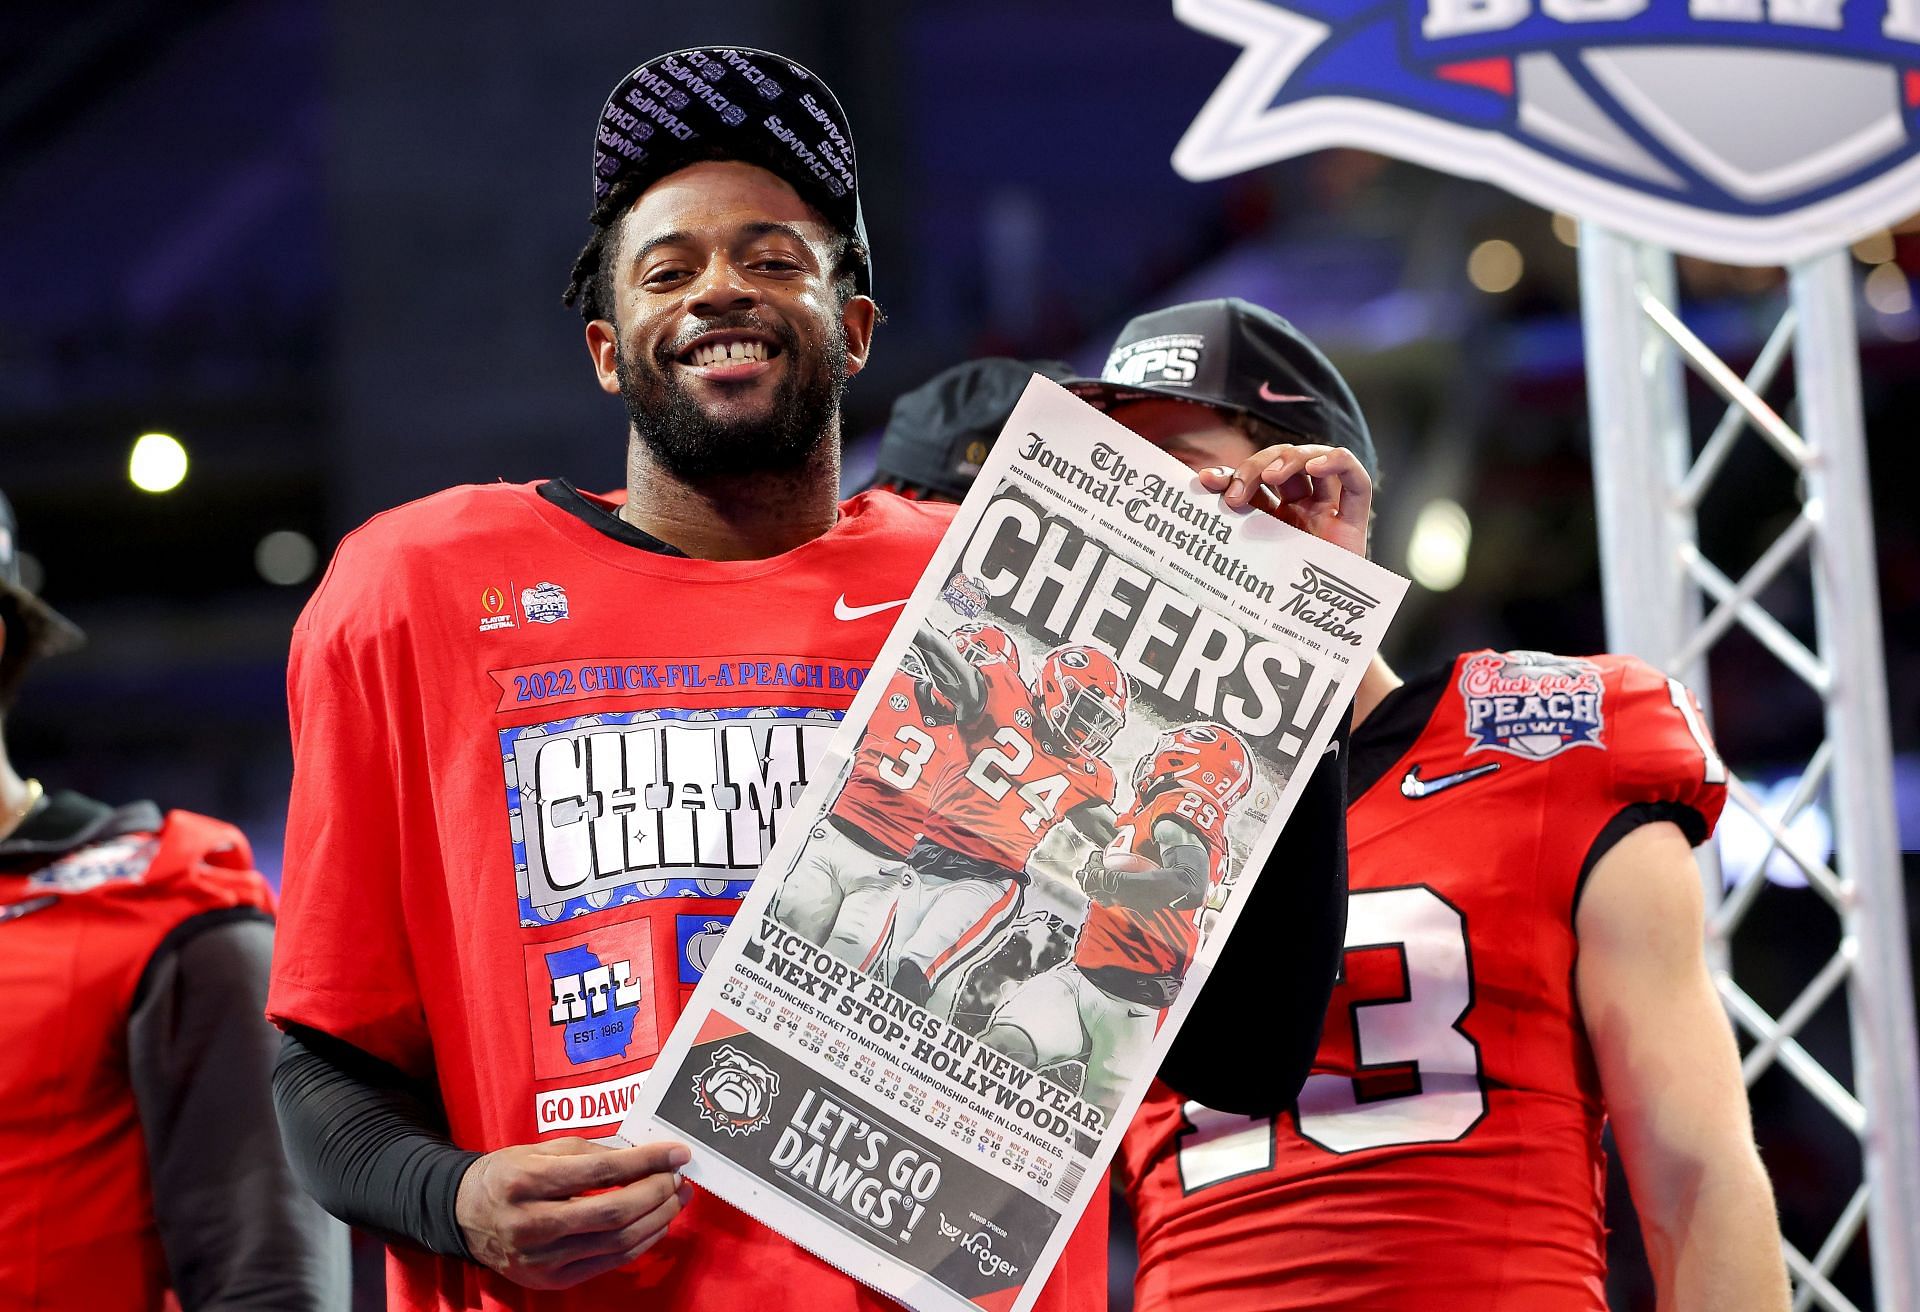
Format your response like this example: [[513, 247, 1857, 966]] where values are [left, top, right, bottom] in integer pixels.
[[271, 1024, 481, 1260], [1106, 857, 1206, 911], [129, 915, 349, 1309], [1155, 720, 1350, 1115]]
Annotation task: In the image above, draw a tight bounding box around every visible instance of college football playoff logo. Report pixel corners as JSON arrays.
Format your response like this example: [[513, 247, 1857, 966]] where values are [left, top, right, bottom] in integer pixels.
[[690, 1045, 781, 1136], [1172, 0, 1920, 262]]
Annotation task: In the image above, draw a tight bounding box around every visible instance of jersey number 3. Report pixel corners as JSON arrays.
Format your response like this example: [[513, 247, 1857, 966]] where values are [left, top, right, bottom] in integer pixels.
[[1177, 885, 1488, 1191], [877, 725, 938, 790]]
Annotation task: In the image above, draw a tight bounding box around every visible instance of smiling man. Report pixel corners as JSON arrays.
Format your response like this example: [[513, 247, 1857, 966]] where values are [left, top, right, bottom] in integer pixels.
[[265, 49, 1353, 1312]]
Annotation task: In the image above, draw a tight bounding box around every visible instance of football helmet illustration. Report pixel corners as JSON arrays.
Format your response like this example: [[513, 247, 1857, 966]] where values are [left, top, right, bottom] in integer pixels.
[[952, 621, 1021, 672], [1133, 721, 1252, 810], [1036, 644, 1128, 757]]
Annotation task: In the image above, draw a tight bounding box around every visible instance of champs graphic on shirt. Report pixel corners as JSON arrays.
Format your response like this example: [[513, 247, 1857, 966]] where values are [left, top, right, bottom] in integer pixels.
[[503, 704, 845, 926]]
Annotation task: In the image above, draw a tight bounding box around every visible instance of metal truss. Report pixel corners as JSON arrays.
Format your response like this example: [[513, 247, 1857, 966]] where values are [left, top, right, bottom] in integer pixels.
[[1577, 226, 1920, 1312]]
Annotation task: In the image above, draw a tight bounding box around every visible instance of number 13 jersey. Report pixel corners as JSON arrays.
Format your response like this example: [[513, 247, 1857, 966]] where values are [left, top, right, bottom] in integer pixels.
[[1118, 650, 1728, 1311]]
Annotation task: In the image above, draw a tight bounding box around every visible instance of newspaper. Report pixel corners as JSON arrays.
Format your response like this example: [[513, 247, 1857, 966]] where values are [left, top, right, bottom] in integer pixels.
[[617, 376, 1406, 1311]]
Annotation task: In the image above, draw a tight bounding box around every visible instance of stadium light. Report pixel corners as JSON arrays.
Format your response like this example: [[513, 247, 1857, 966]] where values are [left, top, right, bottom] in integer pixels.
[[1407, 498, 1471, 592], [1851, 230, 1896, 264], [129, 433, 188, 494], [255, 530, 319, 586], [1864, 261, 1913, 316], [1467, 239, 1523, 293]]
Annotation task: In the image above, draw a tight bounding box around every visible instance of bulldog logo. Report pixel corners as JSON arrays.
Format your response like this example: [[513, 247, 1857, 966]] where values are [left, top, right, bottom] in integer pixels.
[[691, 1045, 781, 1137]]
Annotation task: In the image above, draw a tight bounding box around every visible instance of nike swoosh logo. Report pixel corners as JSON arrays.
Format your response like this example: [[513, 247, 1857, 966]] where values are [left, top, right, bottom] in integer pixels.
[[1400, 762, 1500, 800], [833, 595, 910, 622], [1258, 382, 1313, 404]]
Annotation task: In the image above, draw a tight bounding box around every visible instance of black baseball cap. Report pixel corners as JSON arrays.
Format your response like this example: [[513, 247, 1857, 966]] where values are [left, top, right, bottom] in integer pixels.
[[1068, 298, 1375, 475], [863, 358, 1077, 501], [0, 490, 84, 662], [591, 47, 872, 296]]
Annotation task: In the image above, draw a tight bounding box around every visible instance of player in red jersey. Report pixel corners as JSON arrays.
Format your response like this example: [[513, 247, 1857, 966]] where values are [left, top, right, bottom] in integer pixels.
[[1085, 302, 1789, 1311], [770, 667, 952, 960], [0, 491, 344, 1310], [1086, 721, 1246, 1001], [983, 723, 1250, 1118], [265, 52, 1362, 1312], [885, 628, 1125, 1009], [771, 623, 1015, 968], [265, 50, 1098, 1311]]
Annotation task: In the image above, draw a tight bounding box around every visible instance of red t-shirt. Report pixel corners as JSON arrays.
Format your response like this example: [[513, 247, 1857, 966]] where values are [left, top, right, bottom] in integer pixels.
[[267, 482, 1107, 1312], [920, 661, 1117, 874], [1119, 651, 1727, 1312], [828, 670, 958, 855]]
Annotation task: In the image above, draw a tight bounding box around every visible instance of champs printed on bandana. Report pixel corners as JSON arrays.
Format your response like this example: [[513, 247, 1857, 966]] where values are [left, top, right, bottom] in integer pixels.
[[1459, 650, 1605, 760]]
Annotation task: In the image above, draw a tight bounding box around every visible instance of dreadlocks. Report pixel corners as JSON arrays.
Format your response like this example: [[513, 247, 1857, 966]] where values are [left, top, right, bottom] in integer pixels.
[[561, 173, 649, 324], [561, 164, 869, 324]]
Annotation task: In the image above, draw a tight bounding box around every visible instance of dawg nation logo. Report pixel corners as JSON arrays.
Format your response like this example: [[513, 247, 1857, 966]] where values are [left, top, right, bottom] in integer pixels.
[[1460, 649, 1606, 759], [1284, 563, 1379, 646], [1171, 0, 1920, 263]]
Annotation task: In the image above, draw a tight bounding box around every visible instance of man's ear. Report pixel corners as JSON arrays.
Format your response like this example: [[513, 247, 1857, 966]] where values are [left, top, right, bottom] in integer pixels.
[[586, 318, 622, 396], [840, 295, 879, 378]]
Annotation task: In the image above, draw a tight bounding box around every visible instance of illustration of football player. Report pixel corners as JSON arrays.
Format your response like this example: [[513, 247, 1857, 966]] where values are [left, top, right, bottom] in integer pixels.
[[880, 622, 1125, 1009], [982, 722, 1249, 1117], [771, 623, 1020, 970], [947, 909, 1078, 1036], [950, 620, 1021, 672]]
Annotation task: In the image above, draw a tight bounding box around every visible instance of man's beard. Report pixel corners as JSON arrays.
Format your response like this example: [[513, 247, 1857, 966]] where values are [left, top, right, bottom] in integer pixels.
[[617, 313, 848, 483]]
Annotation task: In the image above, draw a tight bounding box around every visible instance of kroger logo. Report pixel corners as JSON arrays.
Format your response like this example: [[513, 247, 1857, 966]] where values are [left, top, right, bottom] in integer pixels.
[[1173, 0, 1920, 262]]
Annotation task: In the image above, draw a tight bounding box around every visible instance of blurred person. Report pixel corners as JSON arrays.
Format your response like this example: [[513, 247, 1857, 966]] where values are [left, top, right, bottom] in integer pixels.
[[0, 490, 348, 1310], [1078, 301, 1790, 1311], [265, 48, 1356, 1311], [859, 356, 1076, 501]]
